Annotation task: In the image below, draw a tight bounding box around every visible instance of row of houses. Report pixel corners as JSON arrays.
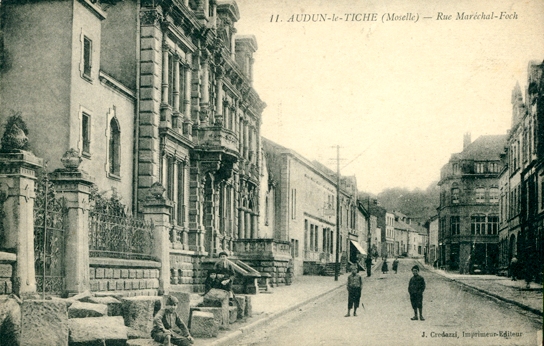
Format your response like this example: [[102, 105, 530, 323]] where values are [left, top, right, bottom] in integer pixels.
[[430, 60, 543, 284]]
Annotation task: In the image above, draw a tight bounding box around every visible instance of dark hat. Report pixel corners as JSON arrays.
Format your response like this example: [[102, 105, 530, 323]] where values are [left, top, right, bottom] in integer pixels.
[[166, 296, 179, 306], [411, 265, 420, 271], [218, 251, 228, 257]]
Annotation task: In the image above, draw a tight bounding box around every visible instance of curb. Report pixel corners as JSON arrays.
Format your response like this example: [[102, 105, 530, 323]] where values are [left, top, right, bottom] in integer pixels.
[[419, 261, 543, 317], [206, 280, 346, 346]]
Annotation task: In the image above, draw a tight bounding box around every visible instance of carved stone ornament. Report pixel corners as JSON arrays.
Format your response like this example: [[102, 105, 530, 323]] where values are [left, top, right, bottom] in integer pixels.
[[0, 113, 29, 152], [148, 182, 166, 200], [140, 9, 164, 26], [60, 148, 82, 170]]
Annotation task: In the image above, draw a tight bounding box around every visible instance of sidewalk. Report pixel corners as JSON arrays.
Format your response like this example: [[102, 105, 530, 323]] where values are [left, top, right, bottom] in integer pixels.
[[195, 260, 382, 346], [419, 261, 543, 316]]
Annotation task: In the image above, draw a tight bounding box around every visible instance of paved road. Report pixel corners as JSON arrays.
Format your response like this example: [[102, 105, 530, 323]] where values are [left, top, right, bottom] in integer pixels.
[[235, 259, 542, 346]]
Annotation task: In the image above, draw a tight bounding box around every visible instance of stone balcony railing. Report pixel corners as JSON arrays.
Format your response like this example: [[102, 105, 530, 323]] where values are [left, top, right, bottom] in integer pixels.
[[233, 239, 291, 260], [196, 126, 239, 156]]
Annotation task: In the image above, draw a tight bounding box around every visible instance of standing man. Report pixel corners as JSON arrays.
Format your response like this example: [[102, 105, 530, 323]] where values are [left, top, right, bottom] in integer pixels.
[[345, 266, 363, 317], [408, 265, 426, 321], [365, 255, 372, 277], [392, 257, 399, 274]]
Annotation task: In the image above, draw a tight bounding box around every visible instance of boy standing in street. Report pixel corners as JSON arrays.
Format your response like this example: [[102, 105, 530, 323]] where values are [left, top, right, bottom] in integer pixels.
[[345, 266, 363, 317], [408, 265, 426, 321]]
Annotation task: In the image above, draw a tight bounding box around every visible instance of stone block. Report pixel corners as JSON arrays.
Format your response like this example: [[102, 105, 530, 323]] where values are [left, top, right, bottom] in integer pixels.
[[136, 269, 144, 279], [68, 301, 108, 318], [190, 311, 218, 338], [245, 295, 252, 317], [21, 300, 68, 346], [168, 291, 191, 325], [84, 296, 123, 316], [0, 279, 11, 294], [228, 306, 237, 323], [122, 296, 161, 334], [129, 269, 137, 278], [121, 269, 129, 279], [127, 338, 162, 346], [68, 316, 127, 345], [90, 281, 99, 292], [117, 281, 125, 290], [0, 264, 13, 278], [89, 268, 95, 280], [144, 269, 151, 278], [203, 288, 229, 307], [108, 280, 117, 291], [95, 268, 105, 279], [235, 296, 246, 319], [0, 296, 21, 346], [105, 268, 114, 279], [113, 269, 121, 279]]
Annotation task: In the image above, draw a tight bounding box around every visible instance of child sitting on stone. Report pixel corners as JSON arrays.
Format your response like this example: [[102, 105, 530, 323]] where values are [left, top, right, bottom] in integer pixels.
[[151, 296, 194, 346]]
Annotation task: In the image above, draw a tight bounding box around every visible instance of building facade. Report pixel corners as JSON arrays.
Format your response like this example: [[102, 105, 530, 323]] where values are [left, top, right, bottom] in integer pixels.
[[0, 0, 266, 295], [437, 134, 507, 274], [498, 60, 544, 284]]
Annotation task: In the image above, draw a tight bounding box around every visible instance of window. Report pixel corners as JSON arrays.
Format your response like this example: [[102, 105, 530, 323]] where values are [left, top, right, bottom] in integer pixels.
[[82, 113, 90, 155], [489, 163, 499, 173], [265, 196, 269, 225], [475, 187, 485, 203], [310, 224, 314, 251], [541, 181, 544, 210], [471, 215, 486, 235], [168, 53, 175, 106], [83, 36, 92, 78], [475, 162, 485, 173], [291, 189, 297, 219], [314, 225, 319, 252], [489, 188, 499, 203], [452, 163, 460, 174], [451, 184, 460, 204], [450, 216, 460, 235], [291, 239, 299, 257], [487, 215, 498, 235], [176, 161, 185, 226], [108, 118, 120, 176], [304, 220, 308, 251]]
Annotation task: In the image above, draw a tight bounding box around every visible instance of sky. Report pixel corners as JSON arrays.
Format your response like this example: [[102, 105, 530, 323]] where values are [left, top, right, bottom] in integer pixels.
[[234, 0, 544, 195]]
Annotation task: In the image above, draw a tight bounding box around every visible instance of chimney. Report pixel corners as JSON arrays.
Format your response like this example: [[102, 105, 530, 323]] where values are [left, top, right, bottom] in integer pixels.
[[463, 132, 471, 150]]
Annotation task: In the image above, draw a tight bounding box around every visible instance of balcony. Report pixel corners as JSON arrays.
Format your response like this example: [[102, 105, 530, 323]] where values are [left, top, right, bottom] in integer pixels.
[[196, 126, 239, 157]]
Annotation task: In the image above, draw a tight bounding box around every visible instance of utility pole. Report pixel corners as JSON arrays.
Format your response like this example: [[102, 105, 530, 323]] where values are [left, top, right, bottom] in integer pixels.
[[367, 196, 371, 256], [334, 145, 341, 281]]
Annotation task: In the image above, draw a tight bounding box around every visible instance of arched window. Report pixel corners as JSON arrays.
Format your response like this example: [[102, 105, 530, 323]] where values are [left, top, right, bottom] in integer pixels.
[[475, 187, 485, 203], [109, 118, 121, 176]]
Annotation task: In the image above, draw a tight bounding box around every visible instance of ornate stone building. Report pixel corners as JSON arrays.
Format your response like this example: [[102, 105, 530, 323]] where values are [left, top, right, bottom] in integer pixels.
[[0, 0, 265, 296], [498, 60, 544, 284], [437, 133, 507, 274]]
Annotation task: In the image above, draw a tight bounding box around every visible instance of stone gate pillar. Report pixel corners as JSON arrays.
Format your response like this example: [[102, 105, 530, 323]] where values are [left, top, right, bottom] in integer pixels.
[[143, 183, 173, 294], [0, 150, 42, 296], [50, 149, 94, 295]]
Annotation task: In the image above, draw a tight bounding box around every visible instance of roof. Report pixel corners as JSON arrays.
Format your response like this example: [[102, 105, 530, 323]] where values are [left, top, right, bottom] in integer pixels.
[[451, 135, 507, 161]]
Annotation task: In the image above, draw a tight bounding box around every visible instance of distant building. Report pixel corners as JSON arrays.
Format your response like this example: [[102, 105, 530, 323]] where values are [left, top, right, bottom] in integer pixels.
[[437, 133, 507, 273], [425, 215, 439, 266], [263, 139, 361, 277], [498, 60, 544, 283]]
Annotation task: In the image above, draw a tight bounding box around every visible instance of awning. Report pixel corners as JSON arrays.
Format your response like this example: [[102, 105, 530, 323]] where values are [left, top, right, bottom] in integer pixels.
[[350, 240, 367, 256]]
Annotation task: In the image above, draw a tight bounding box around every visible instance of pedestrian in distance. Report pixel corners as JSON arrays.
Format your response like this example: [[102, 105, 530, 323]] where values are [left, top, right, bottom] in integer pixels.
[[365, 255, 372, 277], [345, 266, 363, 317], [151, 296, 194, 346], [381, 259, 389, 274], [408, 265, 425, 321], [392, 257, 399, 274], [509, 256, 518, 281]]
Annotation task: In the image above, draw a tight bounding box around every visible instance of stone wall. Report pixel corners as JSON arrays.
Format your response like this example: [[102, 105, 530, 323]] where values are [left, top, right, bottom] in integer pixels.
[[169, 252, 206, 293], [89, 259, 160, 296], [0, 253, 15, 295], [243, 259, 289, 287]]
